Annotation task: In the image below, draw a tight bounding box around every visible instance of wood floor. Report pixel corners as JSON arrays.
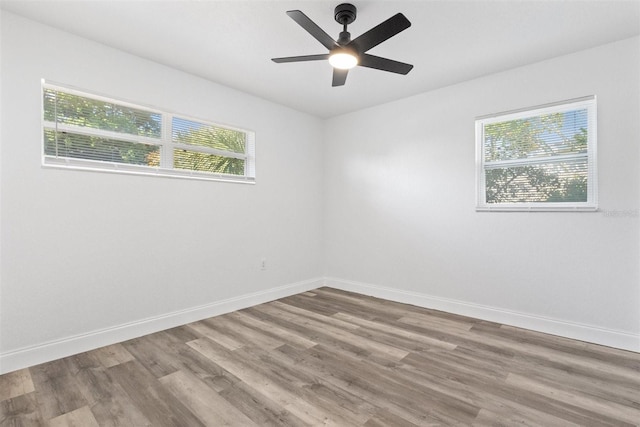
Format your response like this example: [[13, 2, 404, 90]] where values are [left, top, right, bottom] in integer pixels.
[[1, 287, 639, 426]]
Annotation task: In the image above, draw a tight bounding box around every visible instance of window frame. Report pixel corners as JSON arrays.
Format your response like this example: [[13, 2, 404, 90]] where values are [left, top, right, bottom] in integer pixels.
[[475, 96, 597, 212], [41, 80, 256, 184]]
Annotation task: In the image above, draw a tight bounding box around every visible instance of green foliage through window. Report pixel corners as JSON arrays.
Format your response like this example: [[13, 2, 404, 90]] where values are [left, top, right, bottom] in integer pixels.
[[42, 83, 254, 181], [477, 97, 596, 210], [43, 129, 159, 165], [485, 161, 588, 204], [173, 150, 245, 176]]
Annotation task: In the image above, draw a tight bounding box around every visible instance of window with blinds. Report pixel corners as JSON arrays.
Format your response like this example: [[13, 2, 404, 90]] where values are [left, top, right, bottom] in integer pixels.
[[475, 96, 597, 211], [42, 81, 255, 183]]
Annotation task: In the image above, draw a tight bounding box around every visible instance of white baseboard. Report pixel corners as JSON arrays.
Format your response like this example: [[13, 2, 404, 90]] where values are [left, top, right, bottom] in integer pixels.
[[0, 277, 323, 374], [3, 276, 637, 374], [325, 277, 640, 353]]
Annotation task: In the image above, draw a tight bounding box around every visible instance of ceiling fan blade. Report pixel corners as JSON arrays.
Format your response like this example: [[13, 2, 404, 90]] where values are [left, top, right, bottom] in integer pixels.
[[332, 69, 348, 87], [286, 10, 338, 51], [349, 13, 411, 53], [272, 54, 330, 63], [359, 54, 413, 74]]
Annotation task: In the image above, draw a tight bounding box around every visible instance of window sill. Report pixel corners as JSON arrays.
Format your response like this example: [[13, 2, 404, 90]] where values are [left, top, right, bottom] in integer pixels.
[[476, 205, 597, 212], [42, 156, 256, 184]]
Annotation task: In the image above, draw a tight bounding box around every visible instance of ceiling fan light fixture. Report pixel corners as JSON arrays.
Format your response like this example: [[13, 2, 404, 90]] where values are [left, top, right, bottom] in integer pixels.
[[329, 51, 358, 69], [271, 5, 413, 86]]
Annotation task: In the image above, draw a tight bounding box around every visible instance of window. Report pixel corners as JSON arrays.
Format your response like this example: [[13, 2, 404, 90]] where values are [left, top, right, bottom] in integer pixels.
[[42, 81, 255, 183], [476, 96, 596, 211]]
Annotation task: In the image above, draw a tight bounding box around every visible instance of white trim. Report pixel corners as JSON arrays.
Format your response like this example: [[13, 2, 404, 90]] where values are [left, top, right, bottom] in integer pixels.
[[43, 80, 163, 116], [4, 276, 636, 374], [172, 142, 247, 161], [245, 131, 256, 178], [41, 80, 256, 183], [476, 96, 597, 211], [0, 278, 323, 374], [42, 80, 257, 139], [476, 95, 596, 121], [484, 153, 588, 169], [169, 111, 255, 137], [325, 277, 640, 353], [42, 156, 256, 184], [5, 277, 640, 375], [476, 205, 597, 212], [43, 121, 163, 147]]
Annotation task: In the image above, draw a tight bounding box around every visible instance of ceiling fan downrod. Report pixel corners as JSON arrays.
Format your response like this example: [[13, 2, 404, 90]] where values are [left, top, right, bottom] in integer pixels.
[[334, 3, 356, 45]]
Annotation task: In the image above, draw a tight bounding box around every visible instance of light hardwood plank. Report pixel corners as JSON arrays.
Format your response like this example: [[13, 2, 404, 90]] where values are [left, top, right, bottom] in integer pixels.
[[29, 359, 87, 420], [187, 337, 346, 426], [0, 392, 44, 426], [107, 360, 204, 427], [47, 405, 99, 427], [257, 303, 410, 361], [227, 310, 317, 349], [333, 311, 457, 351], [91, 344, 135, 369], [186, 322, 245, 351], [159, 370, 257, 426], [120, 336, 180, 378], [0, 369, 35, 402], [88, 380, 153, 427], [203, 315, 285, 350], [218, 380, 307, 427], [506, 372, 640, 425]]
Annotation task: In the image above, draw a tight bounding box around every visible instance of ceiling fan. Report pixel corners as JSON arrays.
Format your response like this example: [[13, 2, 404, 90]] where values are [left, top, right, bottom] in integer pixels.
[[271, 3, 413, 87]]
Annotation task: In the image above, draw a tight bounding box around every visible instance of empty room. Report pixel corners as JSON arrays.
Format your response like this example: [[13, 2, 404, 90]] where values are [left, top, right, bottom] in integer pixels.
[[1, 0, 639, 425]]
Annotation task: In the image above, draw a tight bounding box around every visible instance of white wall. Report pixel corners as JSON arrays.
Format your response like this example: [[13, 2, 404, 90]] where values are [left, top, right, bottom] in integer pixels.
[[0, 12, 324, 372], [324, 36, 640, 351], [1, 13, 638, 374]]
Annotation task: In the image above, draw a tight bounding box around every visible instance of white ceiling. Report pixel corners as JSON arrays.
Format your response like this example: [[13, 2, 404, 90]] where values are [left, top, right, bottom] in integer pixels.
[[2, 0, 639, 118]]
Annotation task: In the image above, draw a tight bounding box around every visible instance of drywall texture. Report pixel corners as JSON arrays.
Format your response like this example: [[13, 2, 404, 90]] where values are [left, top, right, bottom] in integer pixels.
[[0, 12, 324, 354], [324, 37, 640, 338]]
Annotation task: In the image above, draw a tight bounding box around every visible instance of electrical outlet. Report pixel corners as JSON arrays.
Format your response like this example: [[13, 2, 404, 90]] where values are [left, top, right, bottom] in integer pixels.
[[260, 258, 267, 270]]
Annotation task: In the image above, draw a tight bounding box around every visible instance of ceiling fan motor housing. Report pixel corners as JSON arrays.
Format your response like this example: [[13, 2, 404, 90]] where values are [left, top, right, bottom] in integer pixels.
[[337, 31, 352, 45], [334, 3, 357, 26]]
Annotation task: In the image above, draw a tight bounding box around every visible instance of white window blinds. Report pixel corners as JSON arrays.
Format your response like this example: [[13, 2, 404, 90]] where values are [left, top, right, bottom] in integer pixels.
[[476, 96, 597, 211], [42, 81, 255, 183]]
